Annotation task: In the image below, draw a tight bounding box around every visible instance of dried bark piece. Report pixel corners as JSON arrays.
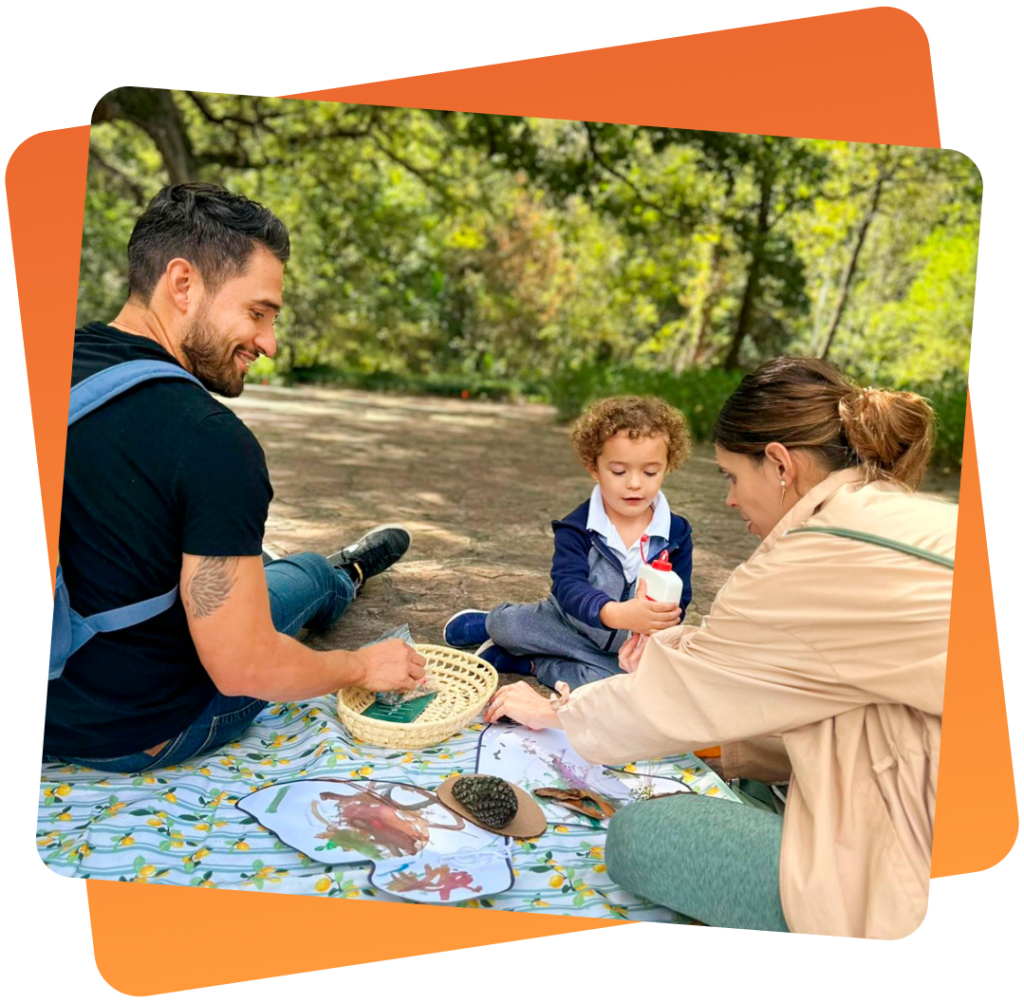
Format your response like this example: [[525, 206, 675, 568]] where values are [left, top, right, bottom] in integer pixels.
[[534, 787, 617, 820]]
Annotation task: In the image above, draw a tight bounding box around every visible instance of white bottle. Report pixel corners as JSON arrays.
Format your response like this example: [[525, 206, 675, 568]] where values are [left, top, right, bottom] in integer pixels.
[[637, 551, 683, 605]]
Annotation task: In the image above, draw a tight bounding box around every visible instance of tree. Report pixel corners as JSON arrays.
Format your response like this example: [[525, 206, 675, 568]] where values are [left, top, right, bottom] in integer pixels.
[[80, 88, 979, 402]]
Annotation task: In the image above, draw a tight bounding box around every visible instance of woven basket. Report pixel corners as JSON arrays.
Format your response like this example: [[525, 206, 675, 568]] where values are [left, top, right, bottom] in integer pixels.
[[336, 644, 498, 750]]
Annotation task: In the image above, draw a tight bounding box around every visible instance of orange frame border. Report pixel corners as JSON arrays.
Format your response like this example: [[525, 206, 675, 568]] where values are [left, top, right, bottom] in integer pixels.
[[6, 7, 1015, 995]]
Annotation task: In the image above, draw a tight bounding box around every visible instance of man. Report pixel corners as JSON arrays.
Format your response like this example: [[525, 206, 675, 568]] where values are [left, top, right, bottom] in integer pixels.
[[44, 183, 425, 771]]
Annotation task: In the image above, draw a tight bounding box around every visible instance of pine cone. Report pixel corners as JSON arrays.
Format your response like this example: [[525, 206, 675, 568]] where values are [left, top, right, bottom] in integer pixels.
[[452, 775, 519, 828]]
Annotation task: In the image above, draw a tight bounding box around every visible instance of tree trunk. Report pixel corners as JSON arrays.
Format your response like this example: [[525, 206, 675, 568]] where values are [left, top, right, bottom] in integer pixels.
[[810, 253, 835, 349], [93, 87, 198, 184], [819, 175, 885, 360], [723, 170, 773, 370], [674, 240, 725, 374]]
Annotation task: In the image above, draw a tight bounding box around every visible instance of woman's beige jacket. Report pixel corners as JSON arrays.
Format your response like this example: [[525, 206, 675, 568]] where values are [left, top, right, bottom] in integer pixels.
[[557, 468, 956, 939]]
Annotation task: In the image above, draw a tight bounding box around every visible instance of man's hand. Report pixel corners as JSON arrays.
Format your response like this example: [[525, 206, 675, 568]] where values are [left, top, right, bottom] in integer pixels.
[[352, 639, 427, 692], [180, 553, 415, 702], [601, 595, 682, 634]]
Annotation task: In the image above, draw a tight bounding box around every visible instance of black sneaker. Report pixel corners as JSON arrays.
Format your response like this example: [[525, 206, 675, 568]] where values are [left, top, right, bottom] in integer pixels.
[[328, 525, 411, 592]]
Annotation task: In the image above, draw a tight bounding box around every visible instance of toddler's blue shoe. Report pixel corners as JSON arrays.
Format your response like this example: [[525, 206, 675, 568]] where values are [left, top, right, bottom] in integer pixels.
[[475, 641, 534, 676], [443, 609, 490, 648]]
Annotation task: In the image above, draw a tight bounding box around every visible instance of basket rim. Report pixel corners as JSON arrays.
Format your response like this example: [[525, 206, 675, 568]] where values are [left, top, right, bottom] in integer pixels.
[[336, 643, 498, 742]]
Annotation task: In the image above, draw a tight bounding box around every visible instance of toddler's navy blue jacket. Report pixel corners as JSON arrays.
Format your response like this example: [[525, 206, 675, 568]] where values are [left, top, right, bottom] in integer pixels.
[[549, 499, 694, 632]]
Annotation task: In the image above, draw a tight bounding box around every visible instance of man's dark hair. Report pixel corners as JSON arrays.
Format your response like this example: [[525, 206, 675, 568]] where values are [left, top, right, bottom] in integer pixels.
[[127, 183, 290, 303]]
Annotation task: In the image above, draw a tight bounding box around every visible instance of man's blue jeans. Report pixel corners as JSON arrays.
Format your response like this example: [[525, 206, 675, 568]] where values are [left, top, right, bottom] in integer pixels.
[[52, 553, 356, 773]]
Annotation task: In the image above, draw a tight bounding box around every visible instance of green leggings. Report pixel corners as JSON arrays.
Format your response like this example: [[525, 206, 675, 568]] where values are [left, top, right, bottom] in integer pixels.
[[605, 794, 790, 932]]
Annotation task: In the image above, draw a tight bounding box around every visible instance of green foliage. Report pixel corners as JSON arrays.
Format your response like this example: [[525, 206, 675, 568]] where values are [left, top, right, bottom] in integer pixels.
[[548, 363, 965, 470], [80, 89, 980, 468], [282, 364, 541, 403], [548, 363, 744, 441], [903, 370, 968, 472]]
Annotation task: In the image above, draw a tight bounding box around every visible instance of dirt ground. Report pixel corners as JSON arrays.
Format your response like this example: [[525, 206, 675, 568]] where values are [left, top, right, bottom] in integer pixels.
[[226, 384, 961, 661]]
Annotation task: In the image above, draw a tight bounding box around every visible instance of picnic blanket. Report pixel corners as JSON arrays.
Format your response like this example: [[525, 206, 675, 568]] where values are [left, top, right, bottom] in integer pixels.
[[37, 695, 737, 920]]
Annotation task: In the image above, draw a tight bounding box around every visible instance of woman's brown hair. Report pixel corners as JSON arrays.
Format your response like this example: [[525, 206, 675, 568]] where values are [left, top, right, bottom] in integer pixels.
[[712, 357, 936, 489]]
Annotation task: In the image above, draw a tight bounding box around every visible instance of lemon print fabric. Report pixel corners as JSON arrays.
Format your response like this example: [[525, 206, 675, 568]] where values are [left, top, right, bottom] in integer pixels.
[[37, 693, 735, 920]]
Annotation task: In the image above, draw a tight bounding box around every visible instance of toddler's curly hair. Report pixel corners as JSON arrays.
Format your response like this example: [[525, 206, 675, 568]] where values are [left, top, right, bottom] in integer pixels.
[[570, 396, 692, 471]]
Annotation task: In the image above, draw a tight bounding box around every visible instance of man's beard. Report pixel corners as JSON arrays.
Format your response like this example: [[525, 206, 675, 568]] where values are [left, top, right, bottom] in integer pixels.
[[180, 309, 247, 398]]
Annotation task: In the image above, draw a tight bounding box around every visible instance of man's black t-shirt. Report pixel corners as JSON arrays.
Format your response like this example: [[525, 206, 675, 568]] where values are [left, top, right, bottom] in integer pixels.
[[43, 323, 273, 759]]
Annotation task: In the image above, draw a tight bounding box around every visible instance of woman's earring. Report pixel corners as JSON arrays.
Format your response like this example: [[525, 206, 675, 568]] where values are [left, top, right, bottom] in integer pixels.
[[780, 479, 787, 507]]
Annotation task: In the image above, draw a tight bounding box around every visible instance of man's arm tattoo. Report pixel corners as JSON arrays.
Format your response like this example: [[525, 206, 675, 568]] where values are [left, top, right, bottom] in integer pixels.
[[185, 557, 238, 618]]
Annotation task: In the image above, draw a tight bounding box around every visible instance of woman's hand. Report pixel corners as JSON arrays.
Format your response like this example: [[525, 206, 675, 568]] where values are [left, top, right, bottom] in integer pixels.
[[618, 631, 650, 673], [483, 681, 562, 731]]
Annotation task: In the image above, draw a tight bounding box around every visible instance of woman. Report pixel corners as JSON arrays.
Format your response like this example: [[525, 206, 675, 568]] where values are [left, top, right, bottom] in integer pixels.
[[485, 357, 956, 939]]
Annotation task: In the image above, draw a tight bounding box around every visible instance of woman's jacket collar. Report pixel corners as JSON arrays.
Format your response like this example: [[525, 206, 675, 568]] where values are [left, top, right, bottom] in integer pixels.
[[753, 466, 866, 560]]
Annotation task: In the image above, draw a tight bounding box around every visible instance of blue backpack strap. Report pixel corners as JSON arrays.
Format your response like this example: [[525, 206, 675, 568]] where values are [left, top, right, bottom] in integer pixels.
[[69, 359, 203, 426], [79, 584, 181, 633], [68, 583, 181, 649], [50, 359, 206, 681]]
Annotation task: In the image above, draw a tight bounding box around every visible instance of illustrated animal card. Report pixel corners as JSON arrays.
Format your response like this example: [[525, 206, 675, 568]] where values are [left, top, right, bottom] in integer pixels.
[[370, 848, 514, 904], [237, 778, 511, 903]]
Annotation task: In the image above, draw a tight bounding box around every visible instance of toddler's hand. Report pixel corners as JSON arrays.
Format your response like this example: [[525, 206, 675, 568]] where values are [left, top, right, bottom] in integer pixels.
[[614, 595, 682, 634]]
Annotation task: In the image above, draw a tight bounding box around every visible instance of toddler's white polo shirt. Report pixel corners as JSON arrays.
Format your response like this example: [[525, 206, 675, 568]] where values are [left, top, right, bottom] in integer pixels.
[[585, 485, 671, 584]]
